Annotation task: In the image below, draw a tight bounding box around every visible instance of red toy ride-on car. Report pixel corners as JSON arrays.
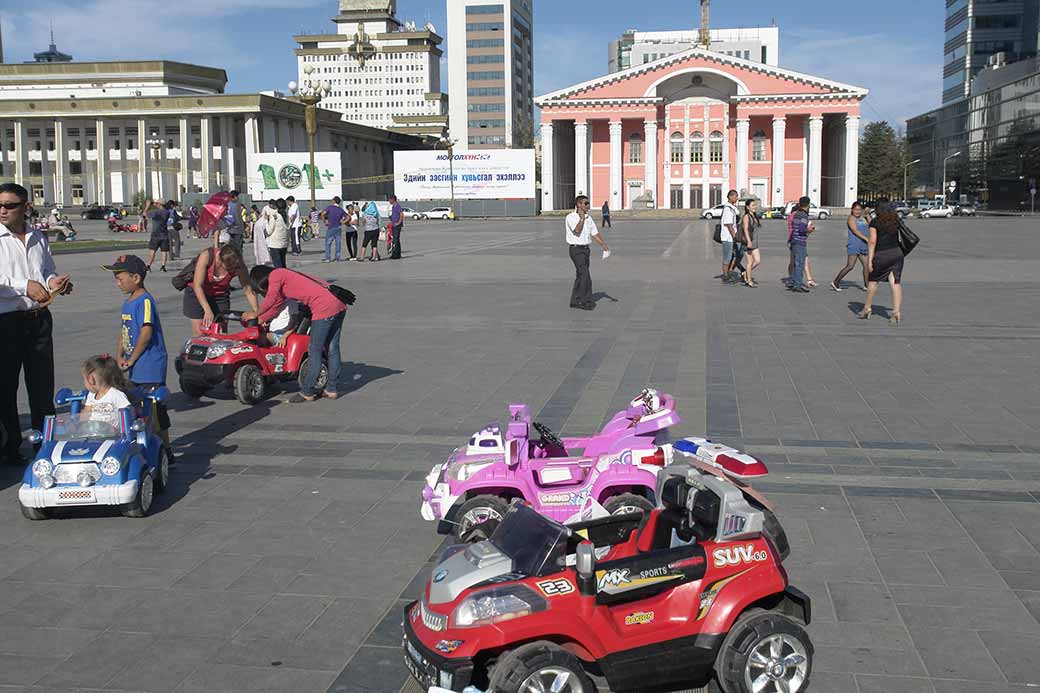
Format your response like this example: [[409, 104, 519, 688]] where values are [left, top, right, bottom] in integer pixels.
[[174, 311, 328, 404], [403, 457, 811, 693]]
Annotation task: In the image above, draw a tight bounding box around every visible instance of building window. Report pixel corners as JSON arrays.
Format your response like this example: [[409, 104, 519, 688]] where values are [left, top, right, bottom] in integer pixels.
[[670, 132, 684, 163], [466, 4, 504, 14], [468, 87, 505, 96], [752, 130, 767, 161], [709, 131, 724, 163], [467, 22, 504, 32], [467, 39, 504, 48], [690, 132, 704, 163], [467, 54, 505, 64], [69, 162, 83, 175], [128, 139, 134, 149], [629, 133, 643, 163]]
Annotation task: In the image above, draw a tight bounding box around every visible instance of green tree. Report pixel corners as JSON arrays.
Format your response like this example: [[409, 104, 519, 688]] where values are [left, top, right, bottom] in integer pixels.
[[858, 121, 905, 199]]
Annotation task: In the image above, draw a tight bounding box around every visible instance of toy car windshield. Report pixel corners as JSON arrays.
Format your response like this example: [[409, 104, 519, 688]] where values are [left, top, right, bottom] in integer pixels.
[[52, 415, 119, 441], [490, 504, 570, 577]]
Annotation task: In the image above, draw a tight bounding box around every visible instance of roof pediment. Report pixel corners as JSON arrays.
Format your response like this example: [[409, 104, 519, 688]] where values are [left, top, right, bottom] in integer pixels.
[[536, 48, 867, 106]]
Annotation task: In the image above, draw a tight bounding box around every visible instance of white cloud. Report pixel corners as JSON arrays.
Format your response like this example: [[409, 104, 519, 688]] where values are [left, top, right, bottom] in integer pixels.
[[781, 29, 943, 128]]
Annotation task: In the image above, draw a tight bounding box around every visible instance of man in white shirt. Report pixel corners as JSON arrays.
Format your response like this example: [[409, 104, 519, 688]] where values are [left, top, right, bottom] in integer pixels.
[[0, 183, 73, 464], [286, 196, 302, 255], [565, 195, 609, 311], [719, 189, 740, 283]]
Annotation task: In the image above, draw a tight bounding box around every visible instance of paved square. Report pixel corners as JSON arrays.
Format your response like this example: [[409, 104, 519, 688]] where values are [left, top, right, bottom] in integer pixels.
[[2, 214, 1039, 692]]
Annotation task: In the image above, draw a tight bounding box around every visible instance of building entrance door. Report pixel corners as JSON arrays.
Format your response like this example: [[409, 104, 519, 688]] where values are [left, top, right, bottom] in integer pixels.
[[626, 180, 644, 208], [709, 184, 723, 207], [689, 185, 703, 210], [670, 185, 684, 209]]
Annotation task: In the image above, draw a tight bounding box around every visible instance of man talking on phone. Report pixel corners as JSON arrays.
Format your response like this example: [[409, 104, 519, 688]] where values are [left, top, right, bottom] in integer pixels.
[[565, 195, 609, 311], [0, 183, 73, 465]]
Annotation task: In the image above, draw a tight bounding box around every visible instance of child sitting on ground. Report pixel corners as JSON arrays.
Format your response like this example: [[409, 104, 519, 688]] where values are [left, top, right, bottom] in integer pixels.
[[81, 355, 131, 425]]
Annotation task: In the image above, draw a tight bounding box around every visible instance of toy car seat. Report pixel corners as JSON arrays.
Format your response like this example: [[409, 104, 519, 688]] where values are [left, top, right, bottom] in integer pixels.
[[296, 306, 313, 336], [639, 476, 697, 552]]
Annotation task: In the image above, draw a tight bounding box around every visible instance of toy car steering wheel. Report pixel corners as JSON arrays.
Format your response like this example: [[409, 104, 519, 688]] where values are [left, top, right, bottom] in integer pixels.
[[533, 421, 566, 452]]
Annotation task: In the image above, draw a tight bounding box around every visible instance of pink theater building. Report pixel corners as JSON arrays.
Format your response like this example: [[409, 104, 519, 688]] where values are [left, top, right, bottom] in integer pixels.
[[535, 48, 868, 212]]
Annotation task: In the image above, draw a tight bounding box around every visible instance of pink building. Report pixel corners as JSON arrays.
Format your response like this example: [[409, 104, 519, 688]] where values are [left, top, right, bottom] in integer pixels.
[[535, 48, 868, 212]]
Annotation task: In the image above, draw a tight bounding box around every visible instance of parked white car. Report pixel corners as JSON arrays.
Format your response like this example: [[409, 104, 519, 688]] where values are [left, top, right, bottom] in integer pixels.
[[782, 201, 831, 219], [921, 205, 956, 218], [421, 207, 454, 220]]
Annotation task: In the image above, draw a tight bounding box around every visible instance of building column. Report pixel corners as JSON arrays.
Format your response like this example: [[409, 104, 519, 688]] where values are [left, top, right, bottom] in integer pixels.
[[14, 120, 29, 187], [39, 128, 52, 206], [574, 121, 588, 197], [136, 119, 149, 197], [807, 115, 823, 203], [735, 117, 750, 197], [844, 115, 861, 207], [277, 119, 292, 152], [178, 116, 190, 196], [643, 118, 658, 205], [608, 120, 622, 212], [771, 116, 786, 207], [96, 119, 108, 205], [200, 116, 213, 193], [540, 121, 554, 211], [261, 117, 277, 153]]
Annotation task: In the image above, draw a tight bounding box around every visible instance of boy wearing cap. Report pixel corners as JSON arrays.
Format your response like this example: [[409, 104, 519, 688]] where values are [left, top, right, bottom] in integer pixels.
[[102, 255, 171, 447]]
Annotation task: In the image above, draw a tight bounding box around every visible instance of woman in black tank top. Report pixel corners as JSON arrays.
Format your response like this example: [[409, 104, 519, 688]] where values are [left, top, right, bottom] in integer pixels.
[[858, 205, 906, 324]]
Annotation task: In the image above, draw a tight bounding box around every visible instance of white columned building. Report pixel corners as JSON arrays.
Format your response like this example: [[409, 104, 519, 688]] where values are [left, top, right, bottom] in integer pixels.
[[540, 121, 554, 211], [734, 117, 750, 196], [643, 118, 658, 203], [574, 121, 589, 196], [771, 116, 786, 207], [807, 115, 824, 203], [844, 115, 861, 206], [608, 120, 622, 211]]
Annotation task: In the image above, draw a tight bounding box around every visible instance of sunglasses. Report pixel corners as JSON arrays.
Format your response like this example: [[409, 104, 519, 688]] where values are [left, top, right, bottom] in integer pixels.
[[0, 202, 25, 210]]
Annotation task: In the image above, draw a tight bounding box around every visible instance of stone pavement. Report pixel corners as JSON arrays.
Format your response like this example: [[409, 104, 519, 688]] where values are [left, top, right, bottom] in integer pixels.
[[1, 214, 1039, 692]]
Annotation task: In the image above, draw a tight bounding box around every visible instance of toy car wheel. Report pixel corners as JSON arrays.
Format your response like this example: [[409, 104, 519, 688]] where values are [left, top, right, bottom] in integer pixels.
[[122, 471, 154, 518], [603, 493, 655, 518], [297, 356, 329, 393], [153, 447, 171, 494], [179, 378, 208, 399], [234, 364, 267, 404], [455, 495, 510, 541], [490, 641, 595, 693], [714, 610, 812, 693], [20, 503, 48, 521]]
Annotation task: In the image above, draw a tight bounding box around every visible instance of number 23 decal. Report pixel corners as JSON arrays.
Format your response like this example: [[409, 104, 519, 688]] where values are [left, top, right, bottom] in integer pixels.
[[536, 578, 575, 596]]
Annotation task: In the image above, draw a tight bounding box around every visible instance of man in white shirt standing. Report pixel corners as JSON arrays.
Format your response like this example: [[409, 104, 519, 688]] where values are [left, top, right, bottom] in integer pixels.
[[0, 183, 73, 465], [565, 195, 610, 311], [719, 189, 740, 283], [286, 195, 303, 255]]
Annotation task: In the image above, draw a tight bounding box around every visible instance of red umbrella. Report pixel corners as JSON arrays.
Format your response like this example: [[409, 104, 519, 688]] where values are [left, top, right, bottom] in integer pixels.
[[197, 191, 233, 240]]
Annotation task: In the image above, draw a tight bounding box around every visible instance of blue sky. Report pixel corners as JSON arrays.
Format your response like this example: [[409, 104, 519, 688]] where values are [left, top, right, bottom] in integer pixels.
[[3, 0, 942, 128]]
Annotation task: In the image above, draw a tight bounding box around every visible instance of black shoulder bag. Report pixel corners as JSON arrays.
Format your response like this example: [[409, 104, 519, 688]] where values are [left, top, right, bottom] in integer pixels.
[[896, 218, 920, 256]]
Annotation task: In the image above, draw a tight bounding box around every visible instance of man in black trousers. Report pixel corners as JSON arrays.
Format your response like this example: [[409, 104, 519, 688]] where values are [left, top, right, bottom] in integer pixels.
[[565, 195, 609, 311], [0, 183, 73, 464]]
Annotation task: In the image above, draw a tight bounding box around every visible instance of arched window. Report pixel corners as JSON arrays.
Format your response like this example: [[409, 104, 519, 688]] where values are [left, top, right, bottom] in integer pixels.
[[689, 131, 704, 163], [752, 129, 767, 161], [670, 132, 684, 164], [628, 132, 643, 163], [709, 130, 724, 163]]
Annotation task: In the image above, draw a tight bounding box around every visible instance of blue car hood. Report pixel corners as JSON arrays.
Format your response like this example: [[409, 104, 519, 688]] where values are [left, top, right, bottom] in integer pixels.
[[45, 439, 131, 463]]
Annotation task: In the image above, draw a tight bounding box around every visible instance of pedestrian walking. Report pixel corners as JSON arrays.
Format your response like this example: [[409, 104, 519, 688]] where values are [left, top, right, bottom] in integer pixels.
[[0, 182, 73, 465], [720, 190, 741, 283], [322, 196, 347, 262], [740, 199, 761, 287], [389, 194, 404, 259], [565, 195, 609, 311], [287, 195, 303, 255], [859, 203, 906, 324], [225, 190, 245, 254], [831, 201, 870, 292], [166, 200, 182, 260], [188, 205, 200, 238], [246, 266, 348, 403], [182, 244, 260, 336], [360, 201, 381, 261], [144, 199, 170, 272], [252, 207, 271, 266], [601, 201, 612, 228], [263, 200, 289, 269], [344, 203, 359, 260], [787, 197, 815, 293]]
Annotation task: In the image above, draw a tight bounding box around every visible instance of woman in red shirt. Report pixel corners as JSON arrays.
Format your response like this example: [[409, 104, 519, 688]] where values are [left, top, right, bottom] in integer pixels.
[[245, 266, 347, 402], [184, 244, 260, 336]]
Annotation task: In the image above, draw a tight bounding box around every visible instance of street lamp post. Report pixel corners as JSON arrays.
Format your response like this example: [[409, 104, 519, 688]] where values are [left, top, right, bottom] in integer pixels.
[[289, 65, 330, 215], [942, 151, 961, 205], [903, 158, 921, 203], [146, 138, 164, 199], [439, 131, 457, 220]]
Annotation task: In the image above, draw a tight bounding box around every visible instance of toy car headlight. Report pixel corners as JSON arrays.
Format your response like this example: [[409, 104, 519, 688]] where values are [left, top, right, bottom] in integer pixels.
[[32, 459, 53, 477], [100, 457, 121, 476], [445, 459, 494, 482], [206, 344, 228, 359], [451, 585, 547, 628]]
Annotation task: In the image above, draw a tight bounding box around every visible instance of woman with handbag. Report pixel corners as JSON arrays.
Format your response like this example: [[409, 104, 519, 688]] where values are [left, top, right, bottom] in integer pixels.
[[182, 243, 260, 336], [262, 200, 289, 268], [859, 203, 906, 324]]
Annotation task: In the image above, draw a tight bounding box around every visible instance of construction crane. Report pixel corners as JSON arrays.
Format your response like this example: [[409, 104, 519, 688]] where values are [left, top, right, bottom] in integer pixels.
[[699, 0, 711, 49]]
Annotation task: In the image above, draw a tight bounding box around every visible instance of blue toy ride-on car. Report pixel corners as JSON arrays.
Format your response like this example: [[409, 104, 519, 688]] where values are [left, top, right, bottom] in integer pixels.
[[18, 387, 171, 520]]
